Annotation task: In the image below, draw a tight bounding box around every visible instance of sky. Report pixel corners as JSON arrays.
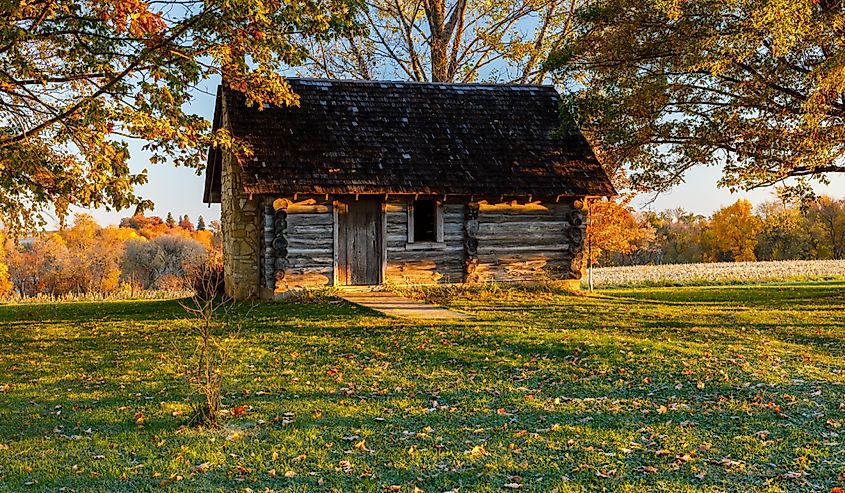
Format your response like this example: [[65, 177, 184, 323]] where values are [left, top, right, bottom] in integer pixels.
[[66, 78, 222, 229], [68, 77, 845, 228], [633, 167, 845, 216]]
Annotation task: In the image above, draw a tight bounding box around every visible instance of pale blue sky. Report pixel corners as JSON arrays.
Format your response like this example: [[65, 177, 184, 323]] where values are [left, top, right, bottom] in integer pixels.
[[633, 167, 845, 215], [68, 77, 845, 227]]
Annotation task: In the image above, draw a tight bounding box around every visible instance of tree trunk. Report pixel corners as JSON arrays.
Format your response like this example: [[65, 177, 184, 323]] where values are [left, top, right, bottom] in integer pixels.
[[431, 37, 448, 82], [426, 0, 449, 82]]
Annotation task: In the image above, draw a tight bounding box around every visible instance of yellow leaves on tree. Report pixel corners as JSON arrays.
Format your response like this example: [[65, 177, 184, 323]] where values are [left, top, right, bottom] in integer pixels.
[[557, 0, 845, 192], [0, 0, 360, 232], [586, 195, 652, 266], [0, 233, 12, 298], [807, 195, 845, 260], [6, 212, 220, 297], [710, 199, 762, 262], [91, 0, 166, 37]]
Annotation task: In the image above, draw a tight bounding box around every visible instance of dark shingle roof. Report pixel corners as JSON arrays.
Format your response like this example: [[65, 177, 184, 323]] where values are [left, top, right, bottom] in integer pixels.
[[203, 79, 614, 202]]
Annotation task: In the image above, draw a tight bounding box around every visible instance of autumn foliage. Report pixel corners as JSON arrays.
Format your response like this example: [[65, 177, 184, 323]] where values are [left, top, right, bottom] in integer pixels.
[[589, 195, 845, 266], [4, 213, 220, 298], [586, 195, 652, 267], [0, 0, 361, 231], [558, 0, 845, 192], [709, 200, 761, 262]]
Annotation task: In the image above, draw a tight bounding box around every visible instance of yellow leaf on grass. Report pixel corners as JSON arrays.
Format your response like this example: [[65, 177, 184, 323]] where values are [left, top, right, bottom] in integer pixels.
[[466, 445, 487, 457]]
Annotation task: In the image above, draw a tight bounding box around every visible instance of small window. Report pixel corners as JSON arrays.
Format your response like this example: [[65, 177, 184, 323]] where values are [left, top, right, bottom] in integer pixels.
[[409, 199, 441, 243]]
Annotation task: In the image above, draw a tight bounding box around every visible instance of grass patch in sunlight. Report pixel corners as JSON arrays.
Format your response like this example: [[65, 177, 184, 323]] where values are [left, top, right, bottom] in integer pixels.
[[1, 283, 844, 491]]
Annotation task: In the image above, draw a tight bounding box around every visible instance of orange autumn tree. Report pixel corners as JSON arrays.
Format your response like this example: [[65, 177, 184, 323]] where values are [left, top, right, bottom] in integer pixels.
[[0, 0, 361, 231], [710, 199, 762, 262], [586, 195, 651, 267]]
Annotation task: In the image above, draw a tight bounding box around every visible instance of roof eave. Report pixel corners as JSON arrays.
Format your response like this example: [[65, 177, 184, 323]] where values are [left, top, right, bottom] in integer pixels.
[[202, 86, 224, 204]]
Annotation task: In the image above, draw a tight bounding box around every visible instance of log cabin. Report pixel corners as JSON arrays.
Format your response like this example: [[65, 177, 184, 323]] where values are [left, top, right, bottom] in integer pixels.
[[203, 79, 615, 300]]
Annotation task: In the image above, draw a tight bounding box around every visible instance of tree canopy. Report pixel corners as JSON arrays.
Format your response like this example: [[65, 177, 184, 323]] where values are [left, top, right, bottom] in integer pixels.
[[554, 0, 845, 193], [0, 0, 359, 231]]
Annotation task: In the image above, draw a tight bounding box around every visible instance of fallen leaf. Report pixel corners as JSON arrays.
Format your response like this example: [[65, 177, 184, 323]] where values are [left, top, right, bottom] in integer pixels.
[[466, 445, 487, 457]]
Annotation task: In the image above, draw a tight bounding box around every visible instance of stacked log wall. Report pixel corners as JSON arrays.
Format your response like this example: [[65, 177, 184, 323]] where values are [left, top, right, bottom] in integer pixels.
[[475, 201, 584, 282], [273, 197, 334, 291], [258, 195, 586, 295]]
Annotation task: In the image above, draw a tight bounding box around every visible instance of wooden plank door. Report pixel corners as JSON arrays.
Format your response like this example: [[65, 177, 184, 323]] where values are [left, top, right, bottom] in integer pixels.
[[336, 196, 382, 285]]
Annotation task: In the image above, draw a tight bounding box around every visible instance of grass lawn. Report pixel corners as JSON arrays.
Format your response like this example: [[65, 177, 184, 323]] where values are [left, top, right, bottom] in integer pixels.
[[1, 283, 844, 492]]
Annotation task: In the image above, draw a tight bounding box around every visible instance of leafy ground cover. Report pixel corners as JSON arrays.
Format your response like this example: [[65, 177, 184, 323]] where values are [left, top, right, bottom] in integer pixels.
[[0, 283, 844, 492]]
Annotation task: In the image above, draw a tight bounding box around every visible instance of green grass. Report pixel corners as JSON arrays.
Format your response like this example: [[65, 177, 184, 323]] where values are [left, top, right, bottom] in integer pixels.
[[1, 283, 844, 492]]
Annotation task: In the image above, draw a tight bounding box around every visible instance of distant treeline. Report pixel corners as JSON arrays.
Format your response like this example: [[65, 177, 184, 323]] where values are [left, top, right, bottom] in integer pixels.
[[0, 213, 221, 298], [590, 195, 845, 267]]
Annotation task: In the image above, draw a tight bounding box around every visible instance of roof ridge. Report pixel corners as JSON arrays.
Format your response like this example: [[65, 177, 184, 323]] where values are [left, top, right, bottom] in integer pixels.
[[285, 77, 557, 90]]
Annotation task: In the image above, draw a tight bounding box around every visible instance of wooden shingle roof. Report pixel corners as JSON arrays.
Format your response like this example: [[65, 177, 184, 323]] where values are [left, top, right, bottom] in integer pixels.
[[203, 79, 614, 203]]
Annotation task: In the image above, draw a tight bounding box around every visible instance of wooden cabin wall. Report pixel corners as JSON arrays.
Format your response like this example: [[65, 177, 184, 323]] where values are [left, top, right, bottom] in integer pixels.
[[273, 197, 334, 291], [474, 201, 582, 282], [262, 195, 585, 295], [384, 198, 465, 284]]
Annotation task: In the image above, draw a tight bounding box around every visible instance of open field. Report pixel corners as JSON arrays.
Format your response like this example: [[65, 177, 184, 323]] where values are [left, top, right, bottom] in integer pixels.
[[587, 259, 845, 288], [1, 283, 844, 492]]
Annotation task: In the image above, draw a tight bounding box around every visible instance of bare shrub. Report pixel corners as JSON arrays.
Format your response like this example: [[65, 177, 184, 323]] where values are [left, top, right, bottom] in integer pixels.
[[172, 258, 237, 428], [122, 234, 208, 290], [155, 273, 187, 291], [191, 251, 224, 300]]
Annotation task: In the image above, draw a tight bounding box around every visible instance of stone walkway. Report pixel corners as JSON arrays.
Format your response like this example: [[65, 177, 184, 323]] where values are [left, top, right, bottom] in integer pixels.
[[337, 291, 472, 320]]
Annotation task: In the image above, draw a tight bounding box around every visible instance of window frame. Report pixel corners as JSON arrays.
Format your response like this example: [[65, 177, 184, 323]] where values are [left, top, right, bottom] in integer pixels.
[[407, 198, 444, 245]]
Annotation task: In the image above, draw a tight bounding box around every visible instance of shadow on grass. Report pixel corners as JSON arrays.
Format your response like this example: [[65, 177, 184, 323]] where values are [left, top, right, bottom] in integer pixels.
[[1, 284, 844, 491]]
